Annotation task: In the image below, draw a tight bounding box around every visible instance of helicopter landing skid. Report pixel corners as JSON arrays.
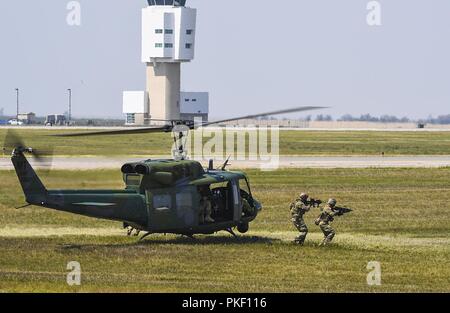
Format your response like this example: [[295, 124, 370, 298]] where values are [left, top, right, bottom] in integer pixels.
[[139, 232, 152, 241], [182, 234, 196, 240], [225, 228, 238, 238]]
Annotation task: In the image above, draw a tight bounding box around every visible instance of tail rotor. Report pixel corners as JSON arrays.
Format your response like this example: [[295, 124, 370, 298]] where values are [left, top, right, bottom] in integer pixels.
[[2, 129, 53, 170]]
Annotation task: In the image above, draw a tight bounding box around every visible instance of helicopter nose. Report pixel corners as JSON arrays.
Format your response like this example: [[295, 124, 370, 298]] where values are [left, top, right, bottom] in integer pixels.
[[254, 200, 262, 212]]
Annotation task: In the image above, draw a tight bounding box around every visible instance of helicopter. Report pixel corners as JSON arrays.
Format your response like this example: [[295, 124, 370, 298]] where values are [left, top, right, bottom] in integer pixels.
[[6, 106, 325, 240]]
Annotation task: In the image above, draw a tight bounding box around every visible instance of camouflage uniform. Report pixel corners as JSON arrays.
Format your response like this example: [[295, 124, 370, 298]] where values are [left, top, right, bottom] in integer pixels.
[[316, 199, 339, 246], [290, 197, 311, 245], [242, 198, 254, 217], [201, 196, 214, 223]]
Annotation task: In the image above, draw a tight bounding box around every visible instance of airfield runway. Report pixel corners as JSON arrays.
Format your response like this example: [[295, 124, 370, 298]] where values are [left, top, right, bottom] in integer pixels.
[[1, 155, 450, 170]]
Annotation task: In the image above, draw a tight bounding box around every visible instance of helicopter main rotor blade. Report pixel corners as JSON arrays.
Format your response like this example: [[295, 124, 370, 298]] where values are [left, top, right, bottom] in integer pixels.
[[54, 126, 172, 137], [143, 118, 177, 122], [52, 106, 328, 137], [197, 106, 328, 128]]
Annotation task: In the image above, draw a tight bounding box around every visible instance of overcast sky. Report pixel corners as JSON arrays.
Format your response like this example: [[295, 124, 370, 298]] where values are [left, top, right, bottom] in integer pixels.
[[0, 0, 449, 119]]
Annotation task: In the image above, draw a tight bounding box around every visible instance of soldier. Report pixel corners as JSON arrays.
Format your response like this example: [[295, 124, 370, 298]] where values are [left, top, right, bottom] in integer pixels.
[[198, 186, 215, 224], [201, 195, 215, 223], [123, 223, 141, 236], [316, 198, 339, 246], [242, 198, 254, 217], [290, 193, 312, 245]]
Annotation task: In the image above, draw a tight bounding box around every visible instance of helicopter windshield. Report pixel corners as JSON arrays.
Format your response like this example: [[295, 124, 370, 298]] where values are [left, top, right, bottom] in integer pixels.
[[239, 178, 252, 197]]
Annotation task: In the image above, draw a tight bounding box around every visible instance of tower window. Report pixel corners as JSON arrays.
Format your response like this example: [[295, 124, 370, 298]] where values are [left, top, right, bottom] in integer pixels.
[[185, 43, 192, 49], [165, 29, 173, 34], [155, 29, 163, 34], [186, 29, 193, 35], [155, 43, 163, 48], [126, 114, 136, 124], [165, 43, 173, 48]]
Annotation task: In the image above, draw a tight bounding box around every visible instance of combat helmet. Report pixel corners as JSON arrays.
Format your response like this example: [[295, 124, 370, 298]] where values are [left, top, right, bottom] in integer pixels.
[[327, 198, 337, 207]]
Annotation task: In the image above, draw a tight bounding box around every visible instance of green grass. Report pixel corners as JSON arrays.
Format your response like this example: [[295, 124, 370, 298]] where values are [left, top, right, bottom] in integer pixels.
[[2, 128, 450, 156], [0, 168, 449, 292], [1, 236, 448, 292]]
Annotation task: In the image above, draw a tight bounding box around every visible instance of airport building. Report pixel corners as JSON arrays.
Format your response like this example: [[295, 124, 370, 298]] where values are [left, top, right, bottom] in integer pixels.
[[123, 91, 149, 125], [123, 0, 208, 125], [123, 91, 209, 125], [17, 112, 36, 124], [180, 92, 209, 122]]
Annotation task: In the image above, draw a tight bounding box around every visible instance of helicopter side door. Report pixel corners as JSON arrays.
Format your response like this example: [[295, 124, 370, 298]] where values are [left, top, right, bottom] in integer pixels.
[[146, 186, 200, 231], [207, 180, 241, 223]]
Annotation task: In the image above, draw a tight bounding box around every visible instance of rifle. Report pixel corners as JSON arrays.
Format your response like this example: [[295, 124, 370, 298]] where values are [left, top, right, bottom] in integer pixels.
[[307, 198, 323, 207], [332, 206, 353, 216]]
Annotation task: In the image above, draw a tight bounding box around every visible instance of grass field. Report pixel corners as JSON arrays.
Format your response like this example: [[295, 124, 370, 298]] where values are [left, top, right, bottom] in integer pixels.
[[0, 168, 449, 292], [2, 128, 450, 156]]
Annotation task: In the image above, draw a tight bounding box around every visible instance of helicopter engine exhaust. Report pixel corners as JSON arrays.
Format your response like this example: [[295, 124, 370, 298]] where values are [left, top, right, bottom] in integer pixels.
[[121, 163, 151, 175], [121, 163, 139, 174]]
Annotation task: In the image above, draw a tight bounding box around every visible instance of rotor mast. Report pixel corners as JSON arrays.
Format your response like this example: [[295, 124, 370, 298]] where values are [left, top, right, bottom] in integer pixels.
[[170, 120, 192, 160]]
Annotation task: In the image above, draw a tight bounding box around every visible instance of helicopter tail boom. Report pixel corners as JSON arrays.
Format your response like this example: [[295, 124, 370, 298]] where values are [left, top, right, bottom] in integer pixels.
[[11, 148, 48, 205], [11, 150, 148, 227]]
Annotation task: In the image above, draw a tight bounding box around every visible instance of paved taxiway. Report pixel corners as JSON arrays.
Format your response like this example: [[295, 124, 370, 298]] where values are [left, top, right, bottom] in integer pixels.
[[1, 155, 450, 170]]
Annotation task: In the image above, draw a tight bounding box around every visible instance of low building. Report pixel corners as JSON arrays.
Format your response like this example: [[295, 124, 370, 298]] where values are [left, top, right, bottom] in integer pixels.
[[122, 91, 150, 125], [45, 114, 67, 126], [180, 92, 209, 122], [17, 112, 36, 124], [123, 90, 208, 125]]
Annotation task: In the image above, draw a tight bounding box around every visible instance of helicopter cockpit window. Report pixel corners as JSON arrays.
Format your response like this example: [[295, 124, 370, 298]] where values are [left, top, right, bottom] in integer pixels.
[[239, 178, 252, 198]]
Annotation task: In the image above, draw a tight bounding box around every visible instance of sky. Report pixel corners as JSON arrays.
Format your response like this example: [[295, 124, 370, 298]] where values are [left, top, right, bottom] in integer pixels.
[[0, 0, 449, 120]]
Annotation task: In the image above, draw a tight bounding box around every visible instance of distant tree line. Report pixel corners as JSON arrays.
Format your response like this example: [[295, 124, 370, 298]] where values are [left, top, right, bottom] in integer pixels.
[[284, 113, 450, 124], [336, 114, 450, 124], [416, 115, 450, 125], [337, 114, 411, 123], [315, 114, 333, 121]]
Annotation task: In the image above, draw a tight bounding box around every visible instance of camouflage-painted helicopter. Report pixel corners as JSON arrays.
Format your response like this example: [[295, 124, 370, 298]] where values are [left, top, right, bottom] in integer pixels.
[[6, 106, 324, 240]]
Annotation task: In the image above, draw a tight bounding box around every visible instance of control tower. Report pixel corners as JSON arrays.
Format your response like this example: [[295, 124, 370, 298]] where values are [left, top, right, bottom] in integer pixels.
[[142, 0, 197, 123]]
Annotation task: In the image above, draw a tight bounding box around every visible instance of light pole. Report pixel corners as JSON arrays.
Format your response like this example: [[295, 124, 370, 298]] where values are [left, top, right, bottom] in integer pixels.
[[67, 88, 72, 125], [15, 88, 19, 119]]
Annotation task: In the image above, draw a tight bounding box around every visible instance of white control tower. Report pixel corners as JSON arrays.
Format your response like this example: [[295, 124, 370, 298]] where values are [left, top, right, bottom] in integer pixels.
[[141, 0, 197, 123]]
